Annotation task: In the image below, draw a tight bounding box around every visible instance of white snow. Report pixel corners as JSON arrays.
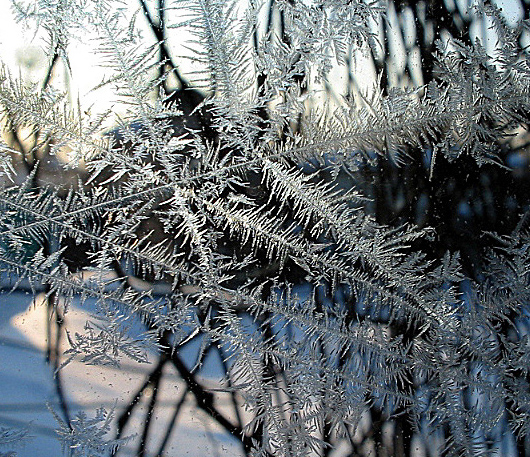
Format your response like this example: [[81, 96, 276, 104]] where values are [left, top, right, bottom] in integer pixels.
[[0, 290, 243, 457]]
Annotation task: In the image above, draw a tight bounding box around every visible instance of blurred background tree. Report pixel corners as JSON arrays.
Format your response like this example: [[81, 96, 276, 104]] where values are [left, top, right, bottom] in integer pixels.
[[345, 1, 530, 456]]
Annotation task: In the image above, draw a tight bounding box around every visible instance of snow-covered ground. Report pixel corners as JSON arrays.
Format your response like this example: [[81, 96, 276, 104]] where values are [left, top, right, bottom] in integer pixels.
[[0, 290, 243, 457]]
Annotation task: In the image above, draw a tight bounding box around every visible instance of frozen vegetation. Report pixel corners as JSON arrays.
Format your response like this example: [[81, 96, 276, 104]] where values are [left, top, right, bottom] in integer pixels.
[[1, 0, 530, 456]]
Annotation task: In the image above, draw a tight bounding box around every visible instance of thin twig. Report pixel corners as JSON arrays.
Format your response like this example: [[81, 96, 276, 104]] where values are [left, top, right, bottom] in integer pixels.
[[137, 357, 166, 457], [154, 389, 187, 456], [137, 0, 189, 90]]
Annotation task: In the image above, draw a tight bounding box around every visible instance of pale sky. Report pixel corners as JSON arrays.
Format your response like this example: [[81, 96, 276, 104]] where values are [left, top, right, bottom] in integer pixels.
[[0, 0, 526, 118], [0, 0, 200, 119]]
